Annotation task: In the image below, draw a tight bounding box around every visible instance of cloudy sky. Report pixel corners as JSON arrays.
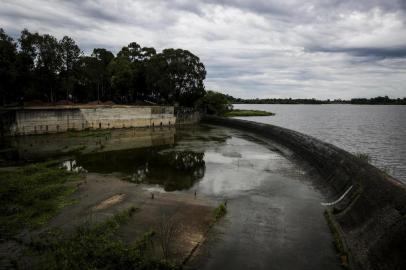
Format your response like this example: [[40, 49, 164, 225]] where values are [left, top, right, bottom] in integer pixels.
[[1, 0, 406, 99]]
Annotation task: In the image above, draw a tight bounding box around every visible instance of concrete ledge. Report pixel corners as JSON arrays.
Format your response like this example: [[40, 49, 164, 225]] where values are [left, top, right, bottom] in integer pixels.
[[203, 115, 406, 270]]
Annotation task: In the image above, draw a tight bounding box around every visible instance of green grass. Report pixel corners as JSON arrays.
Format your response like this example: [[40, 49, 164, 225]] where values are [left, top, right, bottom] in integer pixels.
[[0, 162, 81, 239], [24, 207, 178, 270], [223, 109, 275, 117], [213, 202, 227, 221]]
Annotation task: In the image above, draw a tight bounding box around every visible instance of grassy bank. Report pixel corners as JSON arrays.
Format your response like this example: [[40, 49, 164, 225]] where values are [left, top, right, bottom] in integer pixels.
[[223, 109, 275, 117], [24, 207, 177, 270], [0, 162, 81, 239]]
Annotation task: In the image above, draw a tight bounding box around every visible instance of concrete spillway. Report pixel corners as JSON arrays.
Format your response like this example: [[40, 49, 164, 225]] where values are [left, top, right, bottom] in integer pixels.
[[203, 115, 406, 270]]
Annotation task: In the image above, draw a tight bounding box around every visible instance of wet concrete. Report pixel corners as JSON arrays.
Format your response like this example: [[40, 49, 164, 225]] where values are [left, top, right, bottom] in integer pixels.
[[1, 124, 342, 269], [172, 126, 341, 270], [204, 116, 406, 270]]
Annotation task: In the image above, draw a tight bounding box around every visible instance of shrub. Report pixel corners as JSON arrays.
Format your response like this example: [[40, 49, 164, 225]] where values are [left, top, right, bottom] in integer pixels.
[[213, 202, 227, 221]]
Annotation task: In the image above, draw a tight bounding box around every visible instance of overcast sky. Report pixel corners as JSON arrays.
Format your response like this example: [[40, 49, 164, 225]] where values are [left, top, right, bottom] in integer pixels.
[[1, 0, 406, 99]]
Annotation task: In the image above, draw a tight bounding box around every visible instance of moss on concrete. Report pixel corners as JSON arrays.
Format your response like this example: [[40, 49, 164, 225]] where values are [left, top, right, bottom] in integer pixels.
[[324, 209, 351, 269]]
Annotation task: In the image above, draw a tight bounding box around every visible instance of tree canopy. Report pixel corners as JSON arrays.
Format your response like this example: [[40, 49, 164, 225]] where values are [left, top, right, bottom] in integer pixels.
[[0, 28, 206, 107], [196, 91, 233, 115]]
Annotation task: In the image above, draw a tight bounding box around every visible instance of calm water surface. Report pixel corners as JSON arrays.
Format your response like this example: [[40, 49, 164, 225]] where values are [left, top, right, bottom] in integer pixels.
[[234, 104, 406, 183]]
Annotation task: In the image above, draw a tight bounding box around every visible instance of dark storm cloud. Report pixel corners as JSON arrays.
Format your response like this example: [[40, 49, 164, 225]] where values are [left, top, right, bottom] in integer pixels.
[[0, 0, 405, 98]]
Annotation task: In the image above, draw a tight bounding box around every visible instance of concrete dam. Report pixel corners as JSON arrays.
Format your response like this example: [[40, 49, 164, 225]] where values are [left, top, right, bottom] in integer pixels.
[[0, 105, 176, 136], [203, 115, 406, 270]]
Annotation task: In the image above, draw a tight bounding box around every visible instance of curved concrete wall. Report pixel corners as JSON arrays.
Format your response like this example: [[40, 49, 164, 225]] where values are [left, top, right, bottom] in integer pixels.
[[203, 116, 406, 270]]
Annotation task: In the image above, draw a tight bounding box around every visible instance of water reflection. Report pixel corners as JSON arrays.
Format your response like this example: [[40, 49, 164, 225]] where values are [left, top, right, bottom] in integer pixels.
[[61, 160, 87, 173], [74, 149, 206, 191], [0, 127, 175, 164]]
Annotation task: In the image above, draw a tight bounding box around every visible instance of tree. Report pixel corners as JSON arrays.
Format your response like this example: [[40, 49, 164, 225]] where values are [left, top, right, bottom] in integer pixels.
[[146, 49, 206, 106], [1, 28, 208, 106], [0, 28, 17, 105], [36, 34, 63, 102], [17, 30, 63, 102], [75, 56, 98, 101], [108, 55, 133, 103], [196, 91, 233, 115], [17, 29, 40, 101], [112, 43, 157, 103], [91, 48, 114, 101], [59, 36, 81, 101]]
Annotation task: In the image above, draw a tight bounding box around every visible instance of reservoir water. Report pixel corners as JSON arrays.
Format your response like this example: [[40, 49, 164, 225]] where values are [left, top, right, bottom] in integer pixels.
[[234, 104, 406, 183]]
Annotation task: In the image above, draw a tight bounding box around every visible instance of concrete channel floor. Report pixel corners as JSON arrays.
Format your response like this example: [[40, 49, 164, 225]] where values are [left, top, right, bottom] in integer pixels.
[[173, 126, 342, 270]]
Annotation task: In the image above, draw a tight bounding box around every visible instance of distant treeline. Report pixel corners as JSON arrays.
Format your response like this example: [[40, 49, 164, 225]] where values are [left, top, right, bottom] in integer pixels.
[[0, 28, 206, 106], [228, 96, 406, 105]]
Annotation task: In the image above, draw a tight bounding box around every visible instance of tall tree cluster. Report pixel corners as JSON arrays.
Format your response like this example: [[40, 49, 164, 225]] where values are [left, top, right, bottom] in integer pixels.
[[0, 28, 206, 106]]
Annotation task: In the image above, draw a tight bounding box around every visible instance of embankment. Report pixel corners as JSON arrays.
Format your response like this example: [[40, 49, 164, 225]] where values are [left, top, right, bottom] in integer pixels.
[[203, 115, 406, 270]]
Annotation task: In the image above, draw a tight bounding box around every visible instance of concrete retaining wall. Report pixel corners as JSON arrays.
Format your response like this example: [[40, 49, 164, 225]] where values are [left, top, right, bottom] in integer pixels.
[[175, 111, 201, 125], [175, 107, 201, 125], [1, 105, 176, 136], [203, 115, 406, 270]]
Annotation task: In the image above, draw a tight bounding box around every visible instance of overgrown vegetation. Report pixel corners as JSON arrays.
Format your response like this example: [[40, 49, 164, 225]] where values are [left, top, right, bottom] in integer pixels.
[[20, 207, 178, 270], [223, 109, 275, 117], [213, 202, 227, 221], [324, 210, 350, 269], [0, 162, 81, 239]]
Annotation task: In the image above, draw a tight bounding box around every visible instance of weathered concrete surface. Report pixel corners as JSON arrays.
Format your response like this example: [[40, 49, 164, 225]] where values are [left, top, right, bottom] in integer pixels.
[[175, 108, 201, 125], [1, 126, 175, 163], [203, 116, 406, 270], [0, 105, 176, 136]]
